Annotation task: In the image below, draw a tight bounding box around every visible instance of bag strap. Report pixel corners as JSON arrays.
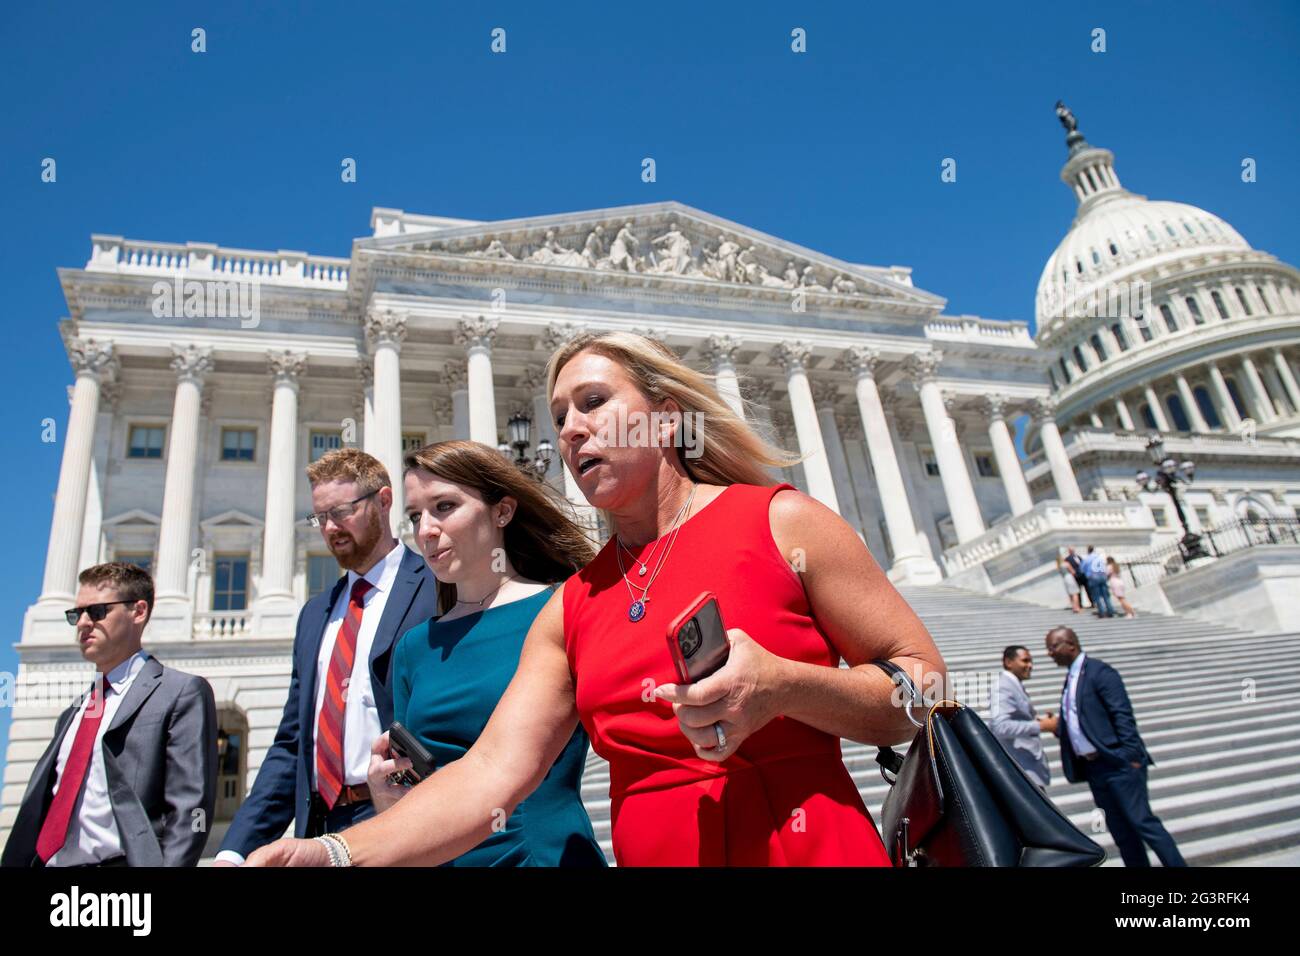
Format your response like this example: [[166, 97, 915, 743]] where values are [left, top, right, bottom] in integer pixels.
[[871, 659, 924, 785]]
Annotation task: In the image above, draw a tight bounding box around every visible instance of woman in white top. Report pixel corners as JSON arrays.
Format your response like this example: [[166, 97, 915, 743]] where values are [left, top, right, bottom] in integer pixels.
[[1106, 557, 1136, 618]]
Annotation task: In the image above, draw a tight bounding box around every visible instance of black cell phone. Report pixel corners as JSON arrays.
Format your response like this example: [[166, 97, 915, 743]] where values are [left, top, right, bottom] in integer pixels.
[[386, 721, 436, 786]]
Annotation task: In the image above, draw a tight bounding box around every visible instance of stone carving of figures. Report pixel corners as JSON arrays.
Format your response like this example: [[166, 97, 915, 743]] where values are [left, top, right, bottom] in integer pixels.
[[470, 238, 515, 260], [527, 229, 585, 267], [651, 219, 692, 275], [606, 222, 640, 272], [831, 274, 859, 295], [800, 265, 827, 291], [701, 232, 741, 281], [782, 261, 800, 287], [581, 225, 606, 267]]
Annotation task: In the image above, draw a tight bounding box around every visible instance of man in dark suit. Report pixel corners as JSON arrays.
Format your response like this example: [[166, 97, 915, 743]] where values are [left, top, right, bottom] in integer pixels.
[[215, 449, 438, 865], [1045, 626, 1186, 867], [3, 562, 217, 867]]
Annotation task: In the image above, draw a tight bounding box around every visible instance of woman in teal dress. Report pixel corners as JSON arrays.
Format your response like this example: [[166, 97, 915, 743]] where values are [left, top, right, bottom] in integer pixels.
[[366, 439, 606, 867]]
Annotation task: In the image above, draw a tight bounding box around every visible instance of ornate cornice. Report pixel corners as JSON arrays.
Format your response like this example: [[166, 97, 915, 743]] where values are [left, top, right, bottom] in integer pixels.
[[66, 337, 119, 381], [455, 315, 498, 352], [771, 340, 813, 374], [902, 350, 943, 386], [365, 309, 408, 350], [537, 321, 586, 352], [699, 333, 742, 369], [835, 345, 882, 380], [170, 344, 214, 386], [267, 349, 308, 387], [443, 360, 468, 391]]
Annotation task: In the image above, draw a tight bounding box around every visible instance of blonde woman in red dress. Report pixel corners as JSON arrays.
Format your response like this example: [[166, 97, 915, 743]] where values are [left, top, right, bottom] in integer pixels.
[[249, 331, 947, 867]]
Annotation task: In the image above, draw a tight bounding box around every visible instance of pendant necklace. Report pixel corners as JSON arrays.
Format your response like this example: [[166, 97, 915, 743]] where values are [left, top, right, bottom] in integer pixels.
[[615, 483, 697, 622]]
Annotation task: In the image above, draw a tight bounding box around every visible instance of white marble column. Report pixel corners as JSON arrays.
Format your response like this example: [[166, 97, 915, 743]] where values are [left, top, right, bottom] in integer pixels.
[[812, 382, 864, 539], [1273, 349, 1300, 413], [1207, 363, 1243, 431], [357, 361, 375, 453], [1033, 397, 1083, 503], [984, 396, 1034, 516], [255, 351, 307, 633], [38, 339, 117, 604], [905, 351, 986, 544], [1143, 385, 1172, 431], [701, 334, 745, 418], [1114, 397, 1136, 432], [457, 316, 499, 446], [366, 310, 407, 534], [771, 341, 840, 514], [1176, 373, 1210, 433], [744, 378, 785, 482], [445, 360, 470, 439], [839, 347, 940, 582], [1240, 354, 1278, 422], [537, 323, 592, 511], [152, 345, 214, 637]]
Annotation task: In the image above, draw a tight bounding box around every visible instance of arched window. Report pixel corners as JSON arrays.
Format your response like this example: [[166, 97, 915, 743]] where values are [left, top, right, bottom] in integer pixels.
[[1235, 287, 1252, 316], [1165, 394, 1191, 432], [1090, 333, 1107, 362], [1073, 345, 1088, 372], [1165, 223, 1177, 237], [1256, 286, 1271, 314], [1211, 290, 1230, 319], [1193, 386, 1222, 428], [1059, 356, 1072, 384], [1135, 314, 1153, 342], [1159, 304, 1179, 332], [1076, 259, 1084, 274], [1145, 225, 1158, 243], [1184, 221, 1195, 235], [1185, 297, 1205, 325], [1109, 242, 1119, 256], [1140, 403, 1157, 429], [1225, 377, 1248, 418], [1091, 249, 1101, 265], [1111, 323, 1129, 351]]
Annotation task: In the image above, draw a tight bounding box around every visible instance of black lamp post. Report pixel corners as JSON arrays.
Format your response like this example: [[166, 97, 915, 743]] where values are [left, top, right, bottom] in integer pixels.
[[1135, 433, 1206, 560], [498, 411, 553, 481]]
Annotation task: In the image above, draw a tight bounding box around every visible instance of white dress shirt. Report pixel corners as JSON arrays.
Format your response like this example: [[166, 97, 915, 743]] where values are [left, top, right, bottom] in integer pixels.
[[47, 650, 149, 867], [311, 542, 404, 789], [1062, 652, 1098, 757]]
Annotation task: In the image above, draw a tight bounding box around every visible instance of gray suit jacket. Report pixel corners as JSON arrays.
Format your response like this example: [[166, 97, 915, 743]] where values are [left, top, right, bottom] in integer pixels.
[[990, 669, 1050, 788], [1, 655, 218, 867]]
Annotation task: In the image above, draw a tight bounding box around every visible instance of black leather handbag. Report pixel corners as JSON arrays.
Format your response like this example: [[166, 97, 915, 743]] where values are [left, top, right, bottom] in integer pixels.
[[870, 659, 1106, 867]]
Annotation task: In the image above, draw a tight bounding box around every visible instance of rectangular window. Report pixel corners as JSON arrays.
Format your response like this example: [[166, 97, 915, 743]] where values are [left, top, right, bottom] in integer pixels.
[[307, 554, 340, 598], [128, 425, 165, 459], [401, 432, 428, 453], [974, 453, 998, 478], [212, 555, 249, 611], [310, 431, 342, 462], [117, 552, 153, 575], [221, 427, 257, 462], [919, 447, 940, 478], [1150, 506, 1172, 529], [1194, 507, 1212, 529]]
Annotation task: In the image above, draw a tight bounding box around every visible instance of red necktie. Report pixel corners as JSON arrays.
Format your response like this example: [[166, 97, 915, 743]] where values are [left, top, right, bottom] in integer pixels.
[[36, 680, 109, 862], [316, 578, 374, 808]]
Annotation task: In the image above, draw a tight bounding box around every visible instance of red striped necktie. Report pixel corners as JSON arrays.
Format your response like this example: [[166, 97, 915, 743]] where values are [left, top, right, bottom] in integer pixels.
[[36, 680, 109, 862], [316, 577, 374, 809]]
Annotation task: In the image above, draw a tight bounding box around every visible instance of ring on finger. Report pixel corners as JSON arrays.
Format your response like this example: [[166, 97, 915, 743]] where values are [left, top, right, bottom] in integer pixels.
[[713, 722, 727, 750]]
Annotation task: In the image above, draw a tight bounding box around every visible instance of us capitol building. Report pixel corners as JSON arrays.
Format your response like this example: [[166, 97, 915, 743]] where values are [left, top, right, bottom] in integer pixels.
[[4, 109, 1298, 846]]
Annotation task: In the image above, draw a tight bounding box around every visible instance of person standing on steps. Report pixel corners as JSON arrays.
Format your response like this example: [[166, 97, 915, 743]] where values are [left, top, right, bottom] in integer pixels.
[[1045, 626, 1185, 867]]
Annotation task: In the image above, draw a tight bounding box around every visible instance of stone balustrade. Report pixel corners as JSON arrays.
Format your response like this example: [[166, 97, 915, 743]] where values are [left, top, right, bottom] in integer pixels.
[[192, 610, 253, 639], [87, 235, 349, 289], [944, 500, 1154, 573]]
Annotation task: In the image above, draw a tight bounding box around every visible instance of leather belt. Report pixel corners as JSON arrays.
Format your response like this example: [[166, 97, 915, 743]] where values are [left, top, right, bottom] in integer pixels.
[[335, 783, 371, 806]]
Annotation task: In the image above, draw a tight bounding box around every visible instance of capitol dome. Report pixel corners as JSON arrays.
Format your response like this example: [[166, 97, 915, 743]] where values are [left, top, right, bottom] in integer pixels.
[[1035, 121, 1251, 332]]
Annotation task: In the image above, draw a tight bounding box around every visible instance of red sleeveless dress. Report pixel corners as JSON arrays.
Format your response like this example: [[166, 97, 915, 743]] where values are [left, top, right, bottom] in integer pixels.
[[563, 482, 892, 866]]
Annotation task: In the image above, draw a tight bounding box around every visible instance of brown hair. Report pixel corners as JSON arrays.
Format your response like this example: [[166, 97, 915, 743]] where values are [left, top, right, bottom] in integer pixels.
[[79, 561, 154, 621], [306, 447, 391, 493], [403, 440, 597, 614], [543, 330, 800, 489]]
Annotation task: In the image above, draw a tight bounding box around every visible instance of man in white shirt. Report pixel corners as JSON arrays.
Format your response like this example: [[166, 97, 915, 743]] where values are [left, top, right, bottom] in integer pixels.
[[215, 449, 438, 865], [2, 562, 217, 867]]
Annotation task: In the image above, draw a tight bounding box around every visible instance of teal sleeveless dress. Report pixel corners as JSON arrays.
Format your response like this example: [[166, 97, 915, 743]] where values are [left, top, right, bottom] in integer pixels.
[[392, 587, 606, 866]]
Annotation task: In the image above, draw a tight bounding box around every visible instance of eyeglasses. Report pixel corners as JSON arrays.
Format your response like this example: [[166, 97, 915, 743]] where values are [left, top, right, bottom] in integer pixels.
[[65, 600, 136, 626], [305, 489, 380, 528]]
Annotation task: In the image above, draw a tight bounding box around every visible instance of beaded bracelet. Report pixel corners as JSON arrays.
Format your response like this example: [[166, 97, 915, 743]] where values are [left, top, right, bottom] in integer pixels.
[[313, 833, 354, 867]]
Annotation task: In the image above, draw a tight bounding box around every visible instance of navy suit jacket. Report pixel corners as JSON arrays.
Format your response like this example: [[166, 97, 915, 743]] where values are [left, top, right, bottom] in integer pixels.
[[1055, 655, 1155, 784], [219, 546, 439, 858]]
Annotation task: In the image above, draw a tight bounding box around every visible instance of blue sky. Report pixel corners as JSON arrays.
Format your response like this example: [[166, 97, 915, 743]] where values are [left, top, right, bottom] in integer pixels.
[[1, 1, 1297, 764]]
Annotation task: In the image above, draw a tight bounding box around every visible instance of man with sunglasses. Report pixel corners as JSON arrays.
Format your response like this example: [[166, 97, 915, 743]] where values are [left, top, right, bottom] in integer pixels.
[[2, 563, 217, 867], [214, 449, 438, 865]]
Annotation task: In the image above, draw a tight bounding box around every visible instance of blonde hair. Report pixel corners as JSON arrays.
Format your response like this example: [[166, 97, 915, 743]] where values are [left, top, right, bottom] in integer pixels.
[[307, 448, 391, 494], [544, 330, 801, 488], [404, 440, 597, 614]]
